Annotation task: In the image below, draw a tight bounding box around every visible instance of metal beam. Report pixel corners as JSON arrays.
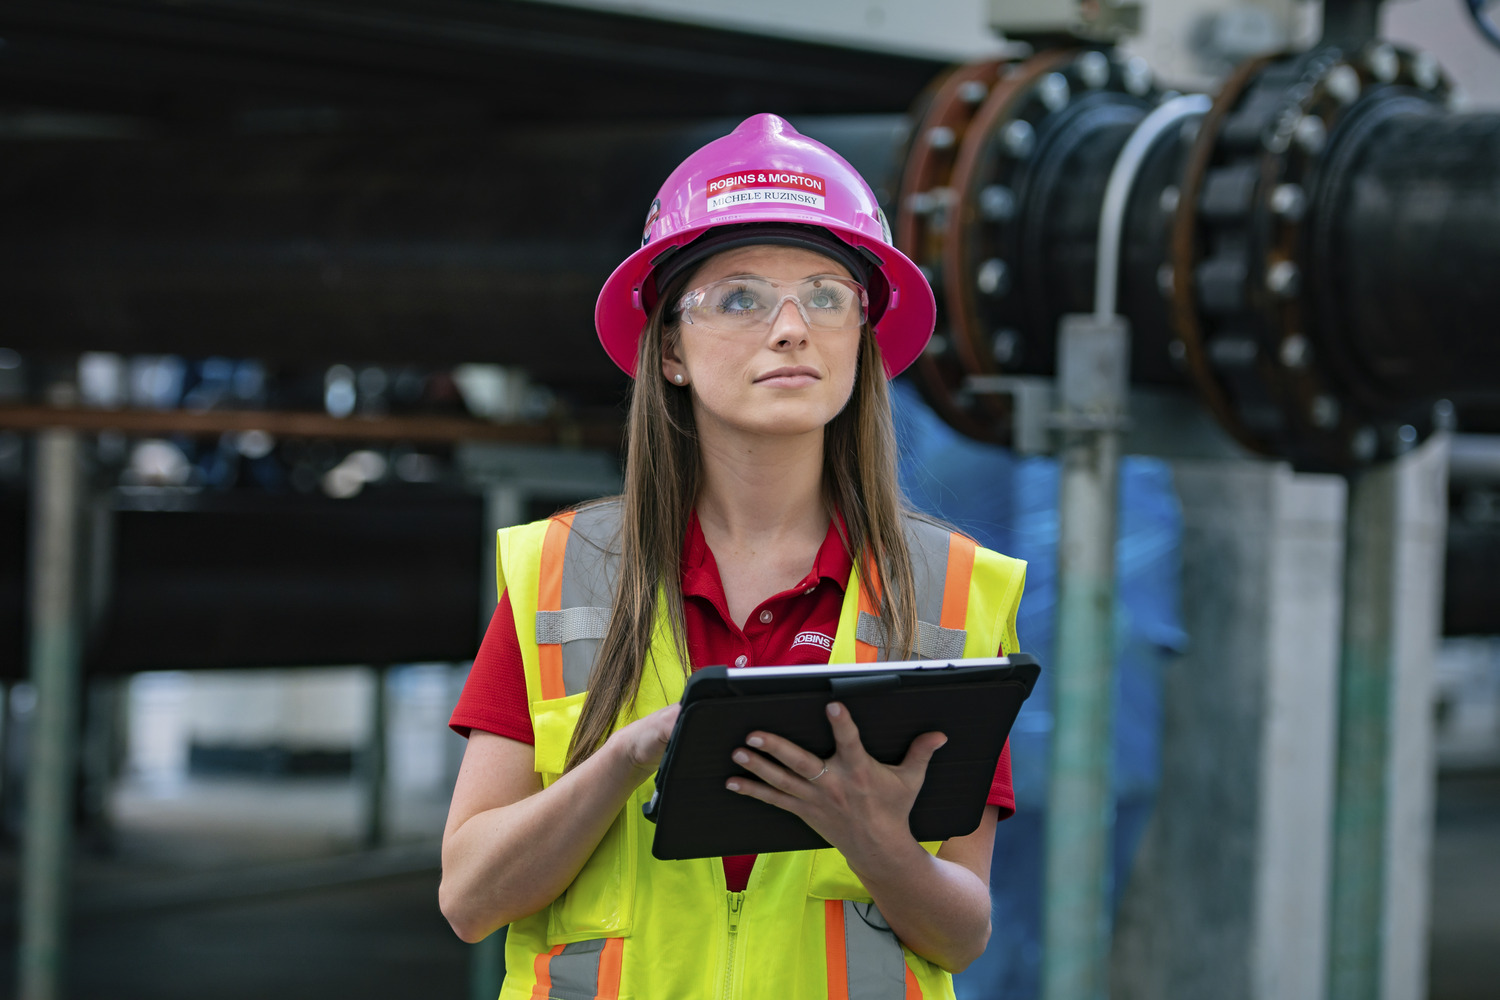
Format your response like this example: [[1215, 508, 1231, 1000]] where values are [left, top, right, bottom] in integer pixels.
[[1042, 315, 1130, 1000], [18, 421, 87, 1000]]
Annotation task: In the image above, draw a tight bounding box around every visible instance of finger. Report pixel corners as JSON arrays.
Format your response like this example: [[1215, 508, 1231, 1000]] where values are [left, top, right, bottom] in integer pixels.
[[733, 747, 816, 794], [643, 704, 680, 755], [627, 704, 682, 772], [726, 774, 807, 817], [743, 731, 825, 781], [825, 701, 865, 756], [898, 731, 948, 781], [652, 703, 681, 741]]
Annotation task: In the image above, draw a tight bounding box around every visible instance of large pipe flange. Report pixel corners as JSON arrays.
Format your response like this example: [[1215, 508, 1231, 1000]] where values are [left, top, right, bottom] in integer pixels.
[[899, 49, 1157, 443], [1171, 44, 1452, 470], [894, 55, 1016, 443]]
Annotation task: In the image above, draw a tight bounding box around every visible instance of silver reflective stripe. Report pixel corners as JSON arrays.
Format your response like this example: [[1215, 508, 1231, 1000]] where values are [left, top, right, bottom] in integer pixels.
[[535, 606, 612, 645], [906, 518, 950, 628], [546, 938, 607, 1000], [842, 900, 909, 998], [555, 501, 624, 697], [858, 518, 967, 660], [856, 612, 967, 661]]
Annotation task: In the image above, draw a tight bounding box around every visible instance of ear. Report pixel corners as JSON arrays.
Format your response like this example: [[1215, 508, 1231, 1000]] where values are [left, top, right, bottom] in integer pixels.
[[661, 340, 685, 382]]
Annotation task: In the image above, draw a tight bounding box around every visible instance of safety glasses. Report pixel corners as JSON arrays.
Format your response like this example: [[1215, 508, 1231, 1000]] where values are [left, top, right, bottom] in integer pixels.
[[676, 275, 868, 333]]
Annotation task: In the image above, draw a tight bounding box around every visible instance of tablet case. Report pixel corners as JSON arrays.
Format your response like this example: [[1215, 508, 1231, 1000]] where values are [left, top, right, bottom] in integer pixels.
[[643, 655, 1039, 860]]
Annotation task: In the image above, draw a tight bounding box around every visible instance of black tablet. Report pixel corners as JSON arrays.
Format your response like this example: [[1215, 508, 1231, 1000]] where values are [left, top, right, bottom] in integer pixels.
[[642, 654, 1040, 860]]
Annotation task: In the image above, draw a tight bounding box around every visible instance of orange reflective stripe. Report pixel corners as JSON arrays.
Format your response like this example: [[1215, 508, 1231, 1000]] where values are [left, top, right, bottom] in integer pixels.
[[825, 899, 850, 999], [904, 962, 922, 998], [855, 554, 881, 663], [537, 512, 576, 701], [595, 937, 625, 1000], [940, 533, 976, 632], [532, 943, 565, 999]]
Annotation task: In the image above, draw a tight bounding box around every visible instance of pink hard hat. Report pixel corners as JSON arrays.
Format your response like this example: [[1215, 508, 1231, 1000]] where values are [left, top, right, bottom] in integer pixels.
[[595, 113, 936, 378]]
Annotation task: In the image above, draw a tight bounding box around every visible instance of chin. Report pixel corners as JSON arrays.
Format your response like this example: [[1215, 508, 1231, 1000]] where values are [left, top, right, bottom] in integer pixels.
[[729, 411, 832, 439]]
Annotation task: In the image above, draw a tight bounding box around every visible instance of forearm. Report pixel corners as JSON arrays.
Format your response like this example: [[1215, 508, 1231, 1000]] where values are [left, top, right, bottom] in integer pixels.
[[846, 836, 992, 973], [440, 737, 648, 942]]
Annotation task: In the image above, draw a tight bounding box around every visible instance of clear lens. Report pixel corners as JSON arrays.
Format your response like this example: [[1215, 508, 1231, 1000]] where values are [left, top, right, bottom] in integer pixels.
[[678, 276, 867, 332]]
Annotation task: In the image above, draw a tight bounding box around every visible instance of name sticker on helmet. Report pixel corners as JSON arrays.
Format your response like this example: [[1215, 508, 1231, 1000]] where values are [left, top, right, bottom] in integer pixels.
[[705, 171, 826, 212]]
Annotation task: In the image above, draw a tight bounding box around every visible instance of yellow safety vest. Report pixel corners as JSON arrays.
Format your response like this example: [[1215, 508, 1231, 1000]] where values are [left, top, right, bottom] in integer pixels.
[[493, 500, 1025, 1000]]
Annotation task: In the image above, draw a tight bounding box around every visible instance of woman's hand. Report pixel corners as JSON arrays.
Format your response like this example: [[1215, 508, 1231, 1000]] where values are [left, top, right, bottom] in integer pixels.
[[724, 701, 946, 871], [609, 702, 681, 780]]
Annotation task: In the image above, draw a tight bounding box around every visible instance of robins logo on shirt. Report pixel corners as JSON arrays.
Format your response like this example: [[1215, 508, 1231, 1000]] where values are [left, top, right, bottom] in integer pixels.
[[791, 631, 833, 652]]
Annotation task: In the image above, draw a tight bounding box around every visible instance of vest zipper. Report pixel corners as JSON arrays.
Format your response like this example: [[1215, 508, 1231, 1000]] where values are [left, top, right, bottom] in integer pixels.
[[722, 890, 745, 1000]]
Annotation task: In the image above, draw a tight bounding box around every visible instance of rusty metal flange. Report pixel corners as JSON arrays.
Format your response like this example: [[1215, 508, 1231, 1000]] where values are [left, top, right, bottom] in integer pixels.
[[898, 49, 1158, 445], [894, 56, 1016, 443], [1169, 43, 1450, 469]]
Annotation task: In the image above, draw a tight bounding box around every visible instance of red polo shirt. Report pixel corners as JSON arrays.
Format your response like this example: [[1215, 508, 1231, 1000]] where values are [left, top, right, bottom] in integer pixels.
[[450, 512, 1014, 892]]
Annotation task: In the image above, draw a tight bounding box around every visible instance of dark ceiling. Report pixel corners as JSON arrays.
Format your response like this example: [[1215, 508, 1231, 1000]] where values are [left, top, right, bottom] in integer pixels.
[[0, 0, 951, 130]]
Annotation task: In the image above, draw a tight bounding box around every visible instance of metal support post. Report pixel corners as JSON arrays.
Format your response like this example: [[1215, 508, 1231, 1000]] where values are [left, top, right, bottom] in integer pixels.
[[18, 424, 87, 1000], [1327, 435, 1448, 1000], [1042, 96, 1204, 1000], [362, 665, 390, 850], [1042, 314, 1129, 1000]]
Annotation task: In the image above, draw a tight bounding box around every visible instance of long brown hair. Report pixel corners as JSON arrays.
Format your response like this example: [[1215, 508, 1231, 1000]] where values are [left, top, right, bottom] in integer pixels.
[[564, 285, 920, 772]]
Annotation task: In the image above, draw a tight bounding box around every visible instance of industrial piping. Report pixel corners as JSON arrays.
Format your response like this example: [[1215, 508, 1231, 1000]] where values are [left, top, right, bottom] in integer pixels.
[[0, 48, 1496, 466]]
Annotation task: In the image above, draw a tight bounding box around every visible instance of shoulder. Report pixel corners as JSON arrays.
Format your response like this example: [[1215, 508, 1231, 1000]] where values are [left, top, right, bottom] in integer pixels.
[[564, 497, 624, 554], [497, 498, 624, 549], [494, 498, 625, 597], [897, 509, 1026, 579], [897, 509, 960, 557]]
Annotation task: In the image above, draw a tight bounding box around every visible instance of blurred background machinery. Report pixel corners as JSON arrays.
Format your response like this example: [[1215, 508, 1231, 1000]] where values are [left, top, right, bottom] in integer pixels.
[[0, 0, 1497, 998]]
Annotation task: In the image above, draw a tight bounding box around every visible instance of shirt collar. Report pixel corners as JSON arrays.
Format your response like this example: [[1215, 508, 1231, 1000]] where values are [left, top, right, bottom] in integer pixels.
[[681, 508, 854, 600]]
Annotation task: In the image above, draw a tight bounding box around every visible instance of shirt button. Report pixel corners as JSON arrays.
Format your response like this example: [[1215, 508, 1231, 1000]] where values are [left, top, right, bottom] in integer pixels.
[[734, 654, 748, 668], [758, 609, 773, 624]]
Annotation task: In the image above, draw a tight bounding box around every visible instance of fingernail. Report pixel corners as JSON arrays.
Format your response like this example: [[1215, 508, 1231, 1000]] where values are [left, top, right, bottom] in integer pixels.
[[827, 703, 842, 718], [732, 750, 749, 764], [747, 736, 764, 748], [727, 780, 740, 792]]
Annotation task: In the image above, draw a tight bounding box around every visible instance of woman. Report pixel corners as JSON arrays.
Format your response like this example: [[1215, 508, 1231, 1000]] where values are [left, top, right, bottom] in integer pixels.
[[441, 114, 1026, 1000]]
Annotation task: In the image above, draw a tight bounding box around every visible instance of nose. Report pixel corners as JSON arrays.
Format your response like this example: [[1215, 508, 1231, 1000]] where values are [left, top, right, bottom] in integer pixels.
[[768, 296, 810, 350]]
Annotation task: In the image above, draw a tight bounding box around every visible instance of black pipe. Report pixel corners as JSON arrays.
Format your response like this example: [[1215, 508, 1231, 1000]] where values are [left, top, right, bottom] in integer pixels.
[[1027, 94, 1192, 386], [1313, 105, 1500, 424], [1, 95, 1497, 436], [1018, 94, 1150, 368]]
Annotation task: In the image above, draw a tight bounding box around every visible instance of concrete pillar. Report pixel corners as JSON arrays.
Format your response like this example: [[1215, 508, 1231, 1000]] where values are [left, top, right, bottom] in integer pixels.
[[1112, 460, 1347, 1000], [1328, 436, 1448, 1000]]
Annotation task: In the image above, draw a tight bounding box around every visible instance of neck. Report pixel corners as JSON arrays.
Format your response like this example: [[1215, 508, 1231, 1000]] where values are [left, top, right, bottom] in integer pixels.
[[693, 426, 827, 544]]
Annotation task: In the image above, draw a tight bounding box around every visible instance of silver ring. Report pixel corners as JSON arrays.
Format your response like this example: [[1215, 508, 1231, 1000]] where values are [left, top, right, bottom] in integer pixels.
[[807, 763, 829, 783]]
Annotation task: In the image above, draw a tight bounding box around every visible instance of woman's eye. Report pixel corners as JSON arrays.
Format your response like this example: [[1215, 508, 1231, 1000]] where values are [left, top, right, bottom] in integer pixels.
[[807, 288, 846, 310], [717, 289, 763, 314]]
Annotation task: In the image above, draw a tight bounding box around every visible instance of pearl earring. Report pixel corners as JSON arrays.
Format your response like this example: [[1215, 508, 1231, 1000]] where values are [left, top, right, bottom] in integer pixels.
[[673, 374, 684, 384]]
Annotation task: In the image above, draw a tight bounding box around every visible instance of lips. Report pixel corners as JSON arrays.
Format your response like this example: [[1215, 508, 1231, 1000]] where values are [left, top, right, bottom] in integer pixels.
[[754, 366, 820, 384]]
